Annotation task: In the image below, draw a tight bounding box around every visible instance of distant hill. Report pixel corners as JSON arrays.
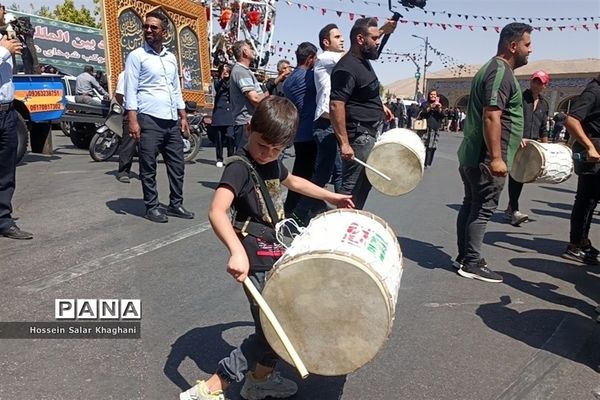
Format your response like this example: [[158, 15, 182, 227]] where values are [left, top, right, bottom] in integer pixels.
[[385, 58, 600, 99]]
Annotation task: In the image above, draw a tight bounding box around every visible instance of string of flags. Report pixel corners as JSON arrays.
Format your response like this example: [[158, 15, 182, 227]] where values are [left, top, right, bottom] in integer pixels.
[[277, 0, 600, 31]]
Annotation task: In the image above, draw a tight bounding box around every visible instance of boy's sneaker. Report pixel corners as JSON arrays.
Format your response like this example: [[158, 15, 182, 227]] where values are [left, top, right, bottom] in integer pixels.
[[510, 211, 528, 226], [458, 259, 503, 283], [180, 381, 224, 400], [240, 371, 297, 400], [216, 161, 224, 168], [563, 245, 600, 265]]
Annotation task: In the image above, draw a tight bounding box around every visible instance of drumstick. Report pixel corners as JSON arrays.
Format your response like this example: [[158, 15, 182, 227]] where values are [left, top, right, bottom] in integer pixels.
[[243, 277, 309, 379], [354, 158, 392, 181]]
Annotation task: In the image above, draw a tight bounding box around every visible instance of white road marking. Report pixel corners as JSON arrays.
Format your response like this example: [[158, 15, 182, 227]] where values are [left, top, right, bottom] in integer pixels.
[[53, 170, 94, 174], [17, 221, 213, 293], [424, 299, 525, 308]]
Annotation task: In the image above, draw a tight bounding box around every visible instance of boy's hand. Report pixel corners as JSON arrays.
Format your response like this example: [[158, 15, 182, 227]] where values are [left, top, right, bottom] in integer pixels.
[[227, 251, 250, 282], [326, 193, 355, 209]]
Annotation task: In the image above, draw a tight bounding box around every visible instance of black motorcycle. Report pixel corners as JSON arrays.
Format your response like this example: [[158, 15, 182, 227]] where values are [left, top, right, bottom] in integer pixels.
[[89, 102, 203, 163]]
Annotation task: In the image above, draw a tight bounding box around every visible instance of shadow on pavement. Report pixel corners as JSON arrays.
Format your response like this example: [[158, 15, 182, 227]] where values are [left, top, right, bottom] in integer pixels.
[[105, 197, 146, 217], [508, 257, 600, 314], [19, 153, 61, 165], [530, 208, 600, 224], [198, 180, 219, 190], [397, 236, 454, 271], [164, 321, 347, 399], [476, 295, 600, 372], [531, 199, 573, 211], [483, 231, 566, 257], [540, 185, 577, 195]]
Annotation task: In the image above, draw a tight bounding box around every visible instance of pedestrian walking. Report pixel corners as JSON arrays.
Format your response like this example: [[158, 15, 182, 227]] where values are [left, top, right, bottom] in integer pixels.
[[455, 22, 533, 283], [115, 70, 136, 183], [419, 89, 444, 167], [209, 63, 234, 168], [503, 70, 550, 226]]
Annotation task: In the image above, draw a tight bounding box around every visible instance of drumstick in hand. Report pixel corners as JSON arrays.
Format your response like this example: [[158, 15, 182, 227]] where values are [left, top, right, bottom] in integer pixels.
[[243, 277, 309, 379], [354, 158, 392, 181]]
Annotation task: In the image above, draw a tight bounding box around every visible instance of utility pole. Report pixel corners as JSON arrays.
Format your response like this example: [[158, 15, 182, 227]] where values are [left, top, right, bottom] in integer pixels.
[[412, 35, 429, 97], [404, 53, 421, 101]]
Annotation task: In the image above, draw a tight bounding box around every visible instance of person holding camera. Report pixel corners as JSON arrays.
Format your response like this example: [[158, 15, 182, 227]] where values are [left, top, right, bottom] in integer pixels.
[[0, 31, 32, 239], [419, 89, 444, 167]]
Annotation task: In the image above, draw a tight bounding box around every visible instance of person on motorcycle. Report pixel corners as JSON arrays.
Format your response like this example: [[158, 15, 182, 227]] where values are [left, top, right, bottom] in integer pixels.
[[75, 65, 108, 106]]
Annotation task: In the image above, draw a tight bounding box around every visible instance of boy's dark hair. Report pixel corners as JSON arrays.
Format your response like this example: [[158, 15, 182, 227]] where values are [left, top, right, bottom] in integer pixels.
[[350, 18, 378, 46], [250, 96, 298, 146], [318, 23, 338, 50], [295, 42, 318, 65], [497, 22, 532, 52], [232, 39, 253, 61]]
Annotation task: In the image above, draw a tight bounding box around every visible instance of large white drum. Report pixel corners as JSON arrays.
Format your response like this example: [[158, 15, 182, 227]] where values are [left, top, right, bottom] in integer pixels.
[[366, 128, 426, 196], [511, 141, 573, 184], [260, 209, 403, 376]]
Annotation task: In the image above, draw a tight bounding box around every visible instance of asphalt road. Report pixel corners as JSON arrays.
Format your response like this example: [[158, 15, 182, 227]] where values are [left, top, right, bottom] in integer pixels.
[[1, 131, 599, 400]]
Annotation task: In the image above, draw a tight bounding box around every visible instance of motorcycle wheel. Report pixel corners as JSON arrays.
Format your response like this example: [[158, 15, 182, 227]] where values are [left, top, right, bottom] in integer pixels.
[[70, 123, 95, 149], [60, 121, 71, 136], [89, 131, 120, 162], [183, 133, 201, 163]]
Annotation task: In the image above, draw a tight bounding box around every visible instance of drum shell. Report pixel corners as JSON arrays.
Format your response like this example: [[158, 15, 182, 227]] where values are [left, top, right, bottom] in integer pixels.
[[510, 141, 573, 184], [260, 209, 402, 376], [366, 128, 426, 196]]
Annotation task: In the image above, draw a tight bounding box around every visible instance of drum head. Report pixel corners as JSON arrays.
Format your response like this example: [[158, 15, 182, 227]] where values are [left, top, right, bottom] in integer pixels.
[[510, 142, 544, 183], [366, 141, 423, 196], [260, 252, 393, 376]]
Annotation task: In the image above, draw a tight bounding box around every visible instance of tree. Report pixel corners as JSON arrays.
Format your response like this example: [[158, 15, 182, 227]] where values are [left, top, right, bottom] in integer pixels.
[[52, 0, 98, 28]]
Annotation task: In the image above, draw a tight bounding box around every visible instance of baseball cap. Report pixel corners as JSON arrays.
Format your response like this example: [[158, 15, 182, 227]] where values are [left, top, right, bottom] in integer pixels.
[[531, 70, 550, 85]]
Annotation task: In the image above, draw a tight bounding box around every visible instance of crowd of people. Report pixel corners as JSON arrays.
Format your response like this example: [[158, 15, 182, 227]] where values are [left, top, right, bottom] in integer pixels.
[[1, 10, 598, 400]]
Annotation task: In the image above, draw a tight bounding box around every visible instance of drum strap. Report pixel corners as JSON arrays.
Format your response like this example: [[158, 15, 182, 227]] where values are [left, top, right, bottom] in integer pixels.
[[225, 154, 281, 239]]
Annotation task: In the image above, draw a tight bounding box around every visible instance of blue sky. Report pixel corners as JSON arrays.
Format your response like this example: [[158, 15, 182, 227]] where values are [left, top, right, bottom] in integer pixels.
[[38, 0, 599, 84]]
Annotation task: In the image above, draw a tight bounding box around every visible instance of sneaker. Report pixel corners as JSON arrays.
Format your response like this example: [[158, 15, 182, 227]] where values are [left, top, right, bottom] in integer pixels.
[[180, 381, 224, 400], [452, 257, 463, 270], [563, 245, 600, 265], [581, 240, 600, 258], [216, 161, 224, 168], [510, 211, 529, 227], [117, 172, 130, 183], [240, 371, 298, 400], [458, 259, 503, 283]]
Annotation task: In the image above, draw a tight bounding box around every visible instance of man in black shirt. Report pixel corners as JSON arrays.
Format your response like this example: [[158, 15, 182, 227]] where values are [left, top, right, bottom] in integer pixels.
[[504, 70, 550, 226], [563, 74, 600, 265], [330, 18, 394, 209]]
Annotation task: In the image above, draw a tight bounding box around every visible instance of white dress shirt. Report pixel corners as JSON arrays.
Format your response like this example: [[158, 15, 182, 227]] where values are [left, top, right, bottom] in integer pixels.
[[0, 45, 15, 103], [313, 50, 343, 121]]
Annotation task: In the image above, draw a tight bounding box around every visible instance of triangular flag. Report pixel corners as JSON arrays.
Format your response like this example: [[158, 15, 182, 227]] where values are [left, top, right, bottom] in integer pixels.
[[349, 13, 354, 20], [494, 26, 500, 33], [336, 11, 342, 17], [321, 8, 326, 15]]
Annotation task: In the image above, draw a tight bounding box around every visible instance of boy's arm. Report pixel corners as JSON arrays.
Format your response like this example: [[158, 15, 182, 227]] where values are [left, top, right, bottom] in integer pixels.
[[282, 174, 354, 209], [208, 186, 250, 282]]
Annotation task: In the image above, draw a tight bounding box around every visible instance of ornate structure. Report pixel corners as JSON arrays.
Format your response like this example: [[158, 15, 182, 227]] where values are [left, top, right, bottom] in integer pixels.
[[102, 0, 212, 106]]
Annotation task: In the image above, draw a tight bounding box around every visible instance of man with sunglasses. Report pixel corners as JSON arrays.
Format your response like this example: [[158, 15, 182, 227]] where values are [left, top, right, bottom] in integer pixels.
[[124, 11, 194, 223]]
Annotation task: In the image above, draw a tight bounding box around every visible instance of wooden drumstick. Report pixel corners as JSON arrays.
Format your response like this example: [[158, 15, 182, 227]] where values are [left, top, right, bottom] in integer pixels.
[[354, 158, 392, 181], [243, 277, 309, 379]]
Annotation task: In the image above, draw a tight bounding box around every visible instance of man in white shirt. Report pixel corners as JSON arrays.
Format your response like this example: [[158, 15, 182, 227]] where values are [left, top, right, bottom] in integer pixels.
[[292, 23, 344, 224]]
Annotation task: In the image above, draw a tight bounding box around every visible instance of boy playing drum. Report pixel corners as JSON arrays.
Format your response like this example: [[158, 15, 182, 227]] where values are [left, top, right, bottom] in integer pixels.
[[180, 96, 354, 400]]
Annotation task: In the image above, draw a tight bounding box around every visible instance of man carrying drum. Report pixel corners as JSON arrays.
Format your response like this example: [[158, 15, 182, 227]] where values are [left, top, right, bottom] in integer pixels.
[[503, 70, 550, 226], [330, 18, 395, 210]]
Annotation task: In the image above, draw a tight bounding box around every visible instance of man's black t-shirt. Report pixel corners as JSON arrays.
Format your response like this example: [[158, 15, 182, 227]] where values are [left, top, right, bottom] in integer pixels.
[[219, 149, 289, 271], [330, 53, 384, 125], [569, 78, 600, 138]]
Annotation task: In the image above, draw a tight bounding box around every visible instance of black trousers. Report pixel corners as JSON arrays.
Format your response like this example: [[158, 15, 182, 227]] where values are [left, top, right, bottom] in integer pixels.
[[569, 173, 600, 245], [0, 108, 17, 231], [118, 115, 136, 174], [284, 140, 317, 214], [507, 175, 524, 212], [138, 113, 185, 211], [211, 125, 234, 162]]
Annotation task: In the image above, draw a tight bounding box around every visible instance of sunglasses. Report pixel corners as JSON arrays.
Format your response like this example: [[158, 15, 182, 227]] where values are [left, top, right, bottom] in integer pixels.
[[142, 24, 162, 32]]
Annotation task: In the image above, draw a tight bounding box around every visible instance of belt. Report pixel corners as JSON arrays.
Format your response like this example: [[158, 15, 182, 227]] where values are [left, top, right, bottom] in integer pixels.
[[0, 102, 13, 111]]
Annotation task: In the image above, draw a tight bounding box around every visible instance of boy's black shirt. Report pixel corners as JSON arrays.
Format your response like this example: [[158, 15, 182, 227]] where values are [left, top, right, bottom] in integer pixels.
[[219, 149, 289, 270]]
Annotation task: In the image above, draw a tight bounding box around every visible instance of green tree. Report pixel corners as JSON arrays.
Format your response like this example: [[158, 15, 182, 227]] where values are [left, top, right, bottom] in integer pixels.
[[52, 0, 98, 28]]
